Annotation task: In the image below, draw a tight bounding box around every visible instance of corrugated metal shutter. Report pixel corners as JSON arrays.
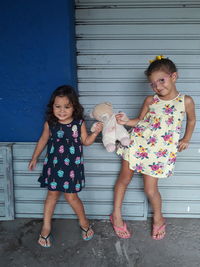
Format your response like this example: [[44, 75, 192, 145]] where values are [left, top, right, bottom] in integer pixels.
[[12, 143, 147, 220], [0, 144, 14, 220], [75, 0, 200, 218]]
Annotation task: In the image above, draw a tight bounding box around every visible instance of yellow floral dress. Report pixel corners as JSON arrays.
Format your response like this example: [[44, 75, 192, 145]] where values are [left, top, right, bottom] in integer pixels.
[[117, 93, 185, 178]]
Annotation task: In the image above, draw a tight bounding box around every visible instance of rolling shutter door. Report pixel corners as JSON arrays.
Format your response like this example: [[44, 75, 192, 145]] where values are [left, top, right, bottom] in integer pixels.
[[76, 0, 200, 218]]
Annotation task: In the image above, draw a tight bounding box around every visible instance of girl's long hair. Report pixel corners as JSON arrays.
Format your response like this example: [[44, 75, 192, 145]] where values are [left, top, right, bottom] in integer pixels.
[[46, 85, 84, 126]]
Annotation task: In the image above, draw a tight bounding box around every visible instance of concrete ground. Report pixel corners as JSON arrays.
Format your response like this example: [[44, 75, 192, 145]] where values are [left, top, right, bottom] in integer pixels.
[[0, 218, 200, 267]]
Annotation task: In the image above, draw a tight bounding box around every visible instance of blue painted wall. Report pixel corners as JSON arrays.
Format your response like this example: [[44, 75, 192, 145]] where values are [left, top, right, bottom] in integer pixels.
[[0, 0, 77, 141]]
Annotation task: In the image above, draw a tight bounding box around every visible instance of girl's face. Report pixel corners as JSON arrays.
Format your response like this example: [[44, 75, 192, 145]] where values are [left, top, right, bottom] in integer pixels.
[[149, 70, 178, 99], [53, 96, 74, 124]]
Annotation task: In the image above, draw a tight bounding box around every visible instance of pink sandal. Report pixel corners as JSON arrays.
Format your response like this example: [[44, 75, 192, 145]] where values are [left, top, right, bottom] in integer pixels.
[[152, 222, 166, 240], [110, 215, 131, 239]]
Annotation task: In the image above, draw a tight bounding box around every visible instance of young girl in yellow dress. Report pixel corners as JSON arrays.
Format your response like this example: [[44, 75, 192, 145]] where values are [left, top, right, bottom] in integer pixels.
[[110, 56, 196, 240]]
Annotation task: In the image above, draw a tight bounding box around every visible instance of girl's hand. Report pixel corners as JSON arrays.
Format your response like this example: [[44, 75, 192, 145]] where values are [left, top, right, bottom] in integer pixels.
[[28, 158, 37, 171], [115, 113, 129, 125], [178, 138, 189, 152], [93, 122, 103, 134]]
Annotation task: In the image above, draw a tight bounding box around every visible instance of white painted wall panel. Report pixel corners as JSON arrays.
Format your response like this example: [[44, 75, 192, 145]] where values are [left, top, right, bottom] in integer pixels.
[[0, 145, 14, 220]]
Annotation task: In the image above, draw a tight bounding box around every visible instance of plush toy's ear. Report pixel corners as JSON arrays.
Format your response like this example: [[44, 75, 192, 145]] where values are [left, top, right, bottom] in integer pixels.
[[105, 102, 112, 107]]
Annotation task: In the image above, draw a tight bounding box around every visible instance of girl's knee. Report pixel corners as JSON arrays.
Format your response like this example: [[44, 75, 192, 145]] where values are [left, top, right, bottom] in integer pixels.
[[118, 170, 133, 186], [65, 193, 79, 203], [143, 175, 159, 198], [120, 176, 132, 186], [46, 191, 60, 202], [144, 187, 158, 198]]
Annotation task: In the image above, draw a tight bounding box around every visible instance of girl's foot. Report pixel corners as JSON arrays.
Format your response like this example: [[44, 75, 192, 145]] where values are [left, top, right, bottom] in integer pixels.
[[38, 233, 51, 247], [110, 214, 131, 239], [38, 228, 51, 247], [79, 220, 94, 241], [80, 225, 94, 241], [152, 218, 166, 240]]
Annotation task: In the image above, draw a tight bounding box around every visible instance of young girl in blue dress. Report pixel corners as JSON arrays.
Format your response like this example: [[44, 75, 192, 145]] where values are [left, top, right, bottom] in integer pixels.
[[28, 85, 102, 247]]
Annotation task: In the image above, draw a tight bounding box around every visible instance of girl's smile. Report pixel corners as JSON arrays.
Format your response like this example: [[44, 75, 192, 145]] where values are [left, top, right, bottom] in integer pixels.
[[53, 96, 74, 124]]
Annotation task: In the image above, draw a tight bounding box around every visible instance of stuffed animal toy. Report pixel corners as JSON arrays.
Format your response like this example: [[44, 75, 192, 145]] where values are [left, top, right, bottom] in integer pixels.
[[90, 102, 131, 152]]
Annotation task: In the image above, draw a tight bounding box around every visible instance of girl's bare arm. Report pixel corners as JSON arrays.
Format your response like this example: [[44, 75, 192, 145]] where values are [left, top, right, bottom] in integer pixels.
[[28, 122, 50, 170], [178, 95, 196, 152], [116, 95, 153, 127], [81, 121, 103, 146]]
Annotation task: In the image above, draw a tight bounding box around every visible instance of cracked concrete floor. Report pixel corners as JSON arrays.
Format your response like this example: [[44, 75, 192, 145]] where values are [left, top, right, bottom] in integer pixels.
[[0, 218, 200, 267]]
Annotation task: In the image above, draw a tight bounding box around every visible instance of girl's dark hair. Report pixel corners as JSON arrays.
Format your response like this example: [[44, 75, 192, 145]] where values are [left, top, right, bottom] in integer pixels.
[[145, 58, 177, 77], [46, 85, 84, 126]]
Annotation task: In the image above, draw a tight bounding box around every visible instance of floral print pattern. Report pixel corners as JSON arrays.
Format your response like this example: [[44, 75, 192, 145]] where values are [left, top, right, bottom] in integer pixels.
[[135, 146, 149, 159], [117, 94, 185, 178]]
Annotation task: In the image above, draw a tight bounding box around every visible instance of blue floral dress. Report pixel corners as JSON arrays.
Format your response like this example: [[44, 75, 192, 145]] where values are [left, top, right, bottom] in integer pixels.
[[38, 119, 85, 192], [117, 93, 185, 178]]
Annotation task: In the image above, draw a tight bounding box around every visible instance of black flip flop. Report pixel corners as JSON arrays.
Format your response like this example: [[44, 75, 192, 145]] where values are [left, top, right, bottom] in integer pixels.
[[38, 233, 52, 248], [80, 225, 94, 241]]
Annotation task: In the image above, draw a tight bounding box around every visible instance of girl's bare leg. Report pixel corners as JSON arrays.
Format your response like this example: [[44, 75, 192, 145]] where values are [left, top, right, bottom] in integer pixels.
[[64, 193, 93, 239], [112, 159, 134, 227], [143, 175, 165, 238], [38, 190, 61, 246]]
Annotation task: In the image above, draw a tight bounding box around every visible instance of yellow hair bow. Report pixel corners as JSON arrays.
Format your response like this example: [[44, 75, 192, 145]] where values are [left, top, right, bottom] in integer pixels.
[[149, 55, 165, 63]]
